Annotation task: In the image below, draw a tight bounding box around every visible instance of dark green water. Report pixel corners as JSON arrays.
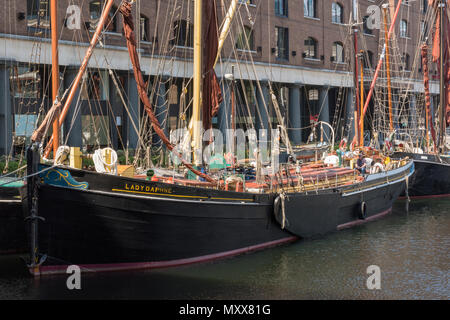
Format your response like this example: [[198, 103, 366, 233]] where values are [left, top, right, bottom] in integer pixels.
[[0, 199, 448, 300]]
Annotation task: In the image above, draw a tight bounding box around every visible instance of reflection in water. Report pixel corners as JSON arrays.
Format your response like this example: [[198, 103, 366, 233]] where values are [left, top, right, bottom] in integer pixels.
[[0, 199, 448, 300]]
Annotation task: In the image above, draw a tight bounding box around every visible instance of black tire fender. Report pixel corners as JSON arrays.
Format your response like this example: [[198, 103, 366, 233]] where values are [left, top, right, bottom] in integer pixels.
[[359, 201, 367, 220]]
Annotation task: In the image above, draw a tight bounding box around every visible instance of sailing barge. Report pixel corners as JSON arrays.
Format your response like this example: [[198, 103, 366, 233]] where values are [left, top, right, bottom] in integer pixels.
[[24, 0, 414, 276], [392, 0, 450, 199]]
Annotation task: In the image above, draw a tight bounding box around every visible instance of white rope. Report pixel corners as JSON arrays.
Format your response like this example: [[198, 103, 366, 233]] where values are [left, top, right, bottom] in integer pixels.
[[55, 146, 71, 165], [93, 147, 118, 175]]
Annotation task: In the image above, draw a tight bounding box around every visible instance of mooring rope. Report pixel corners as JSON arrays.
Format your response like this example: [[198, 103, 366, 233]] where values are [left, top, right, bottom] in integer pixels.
[[0, 165, 56, 187]]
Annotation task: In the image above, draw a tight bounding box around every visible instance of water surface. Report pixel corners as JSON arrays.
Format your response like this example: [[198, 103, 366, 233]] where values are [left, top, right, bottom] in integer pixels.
[[0, 199, 448, 300]]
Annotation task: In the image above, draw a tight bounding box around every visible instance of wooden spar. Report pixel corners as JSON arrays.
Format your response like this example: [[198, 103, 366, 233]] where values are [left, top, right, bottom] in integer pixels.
[[359, 51, 364, 147], [230, 66, 236, 154], [186, 0, 236, 150], [40, 0, 116, 157], [192, 0, 203, 166], [214, 0, 238, 68], [51, 0, 59, 159], [421, 44, 434, 151], [383, 4, 394, 132], [359, 0, 402, 130]]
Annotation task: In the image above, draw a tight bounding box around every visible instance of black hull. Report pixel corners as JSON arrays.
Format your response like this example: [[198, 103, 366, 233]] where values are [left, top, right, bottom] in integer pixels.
[[0, 185, 27, 254], [29, 160, 414, 276], [31, 167, 295, 275], [276, 178, 407, 238], [394, 152, 450, 198]]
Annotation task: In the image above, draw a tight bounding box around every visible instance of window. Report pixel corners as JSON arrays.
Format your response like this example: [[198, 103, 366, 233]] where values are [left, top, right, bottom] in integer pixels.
[[275, 0, 288, 17], [403, 53, 410, 71], [89, 1, 118, 32], [400, 20, 408, 38], [308, 89, 319, 101], [9, 67, 41, 99], [304, 0, 316, 18], [332, 3, 343, 24], [363, 16, 372, 35], [363, 50, 374, 69], [236, 26, 254, 51], [27, 0, 50, 29], [173, 20, 193, 47], [332, 42, 344, 63], [422, 0, 428, 13], [275, 26, 289, 60], [140, 15, 149, 42], [304, 37, 317, 59]]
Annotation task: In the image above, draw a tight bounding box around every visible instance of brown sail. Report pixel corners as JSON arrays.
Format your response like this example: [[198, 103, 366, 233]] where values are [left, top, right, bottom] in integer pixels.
[[421, 44, 437, 147], [202, 0, 223, 132]]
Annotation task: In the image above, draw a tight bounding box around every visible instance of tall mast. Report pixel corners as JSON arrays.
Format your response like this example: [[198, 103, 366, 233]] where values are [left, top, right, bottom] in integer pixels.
[[439, 0, 446, 152], [192, 0, 203, 166], [359, 51, 364, 147], [359, 0, 403, 130], [32, 0, 116, 154], [382, 4, 394, 132], [352, 0, 360, 146], [51, 0, 59, 159]]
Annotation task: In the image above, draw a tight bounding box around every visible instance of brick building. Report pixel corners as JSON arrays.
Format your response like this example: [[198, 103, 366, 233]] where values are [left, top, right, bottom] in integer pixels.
[[0, 0, 439, 156]]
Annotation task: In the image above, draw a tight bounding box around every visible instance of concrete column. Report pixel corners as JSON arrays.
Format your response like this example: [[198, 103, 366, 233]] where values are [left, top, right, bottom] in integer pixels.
[[63, 66, 82, 148], [153, 78, 168, 147], [217, 78, 231, 147], [288, 84, 302, 145], [346, 88, 356, 140], [0, 61, 13, 156], [125, 73, 140, 150], [255, 80, 270, 136], [319, 87, 331, 141]]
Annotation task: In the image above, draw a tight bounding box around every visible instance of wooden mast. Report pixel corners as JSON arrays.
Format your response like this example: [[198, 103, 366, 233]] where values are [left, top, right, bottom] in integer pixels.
[[192, 0, 203, 166], [50, 0, 59, 159], [359, 51, 364, 147], [351, 0, 360, 147], [438, 0, 446, 152], [359, 0, 403, 130], [353, 25, 360, 147], [214, 0, 238, 68], [35, 0, 116, 156], [383, 4, 394, 132]]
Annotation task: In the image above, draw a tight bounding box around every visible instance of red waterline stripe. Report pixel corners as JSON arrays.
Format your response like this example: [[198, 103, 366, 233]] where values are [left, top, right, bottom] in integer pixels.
[[31, 236, 298, 277], [337, 208, 392, 230], [398, 193, 450, 200]]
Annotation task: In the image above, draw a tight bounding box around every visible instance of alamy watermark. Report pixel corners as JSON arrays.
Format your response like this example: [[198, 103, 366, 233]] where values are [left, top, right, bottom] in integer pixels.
[[169, 124, 282, 174], [66, 265, 81, 290], [366, 265, 381, 290]]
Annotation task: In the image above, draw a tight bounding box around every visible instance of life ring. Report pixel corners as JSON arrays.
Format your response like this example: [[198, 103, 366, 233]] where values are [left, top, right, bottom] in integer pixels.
[[358, 201, 367, 220], [349, 140, 356, 152], [339, 139, 347, 150]]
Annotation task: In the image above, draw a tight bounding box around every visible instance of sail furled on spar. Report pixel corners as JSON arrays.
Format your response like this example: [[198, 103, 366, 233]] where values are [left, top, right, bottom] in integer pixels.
[[421, 44, 438, 147], [429, 0, 450, 126], [202, 0, 223, 132]]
